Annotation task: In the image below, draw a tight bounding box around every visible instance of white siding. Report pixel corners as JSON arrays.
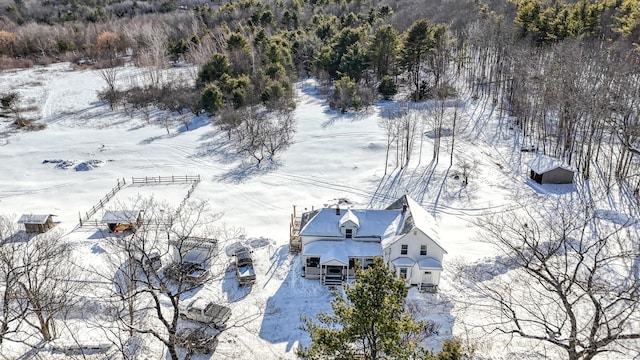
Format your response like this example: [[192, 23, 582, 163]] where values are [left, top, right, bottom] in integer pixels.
[[385, 228, 444, 286]]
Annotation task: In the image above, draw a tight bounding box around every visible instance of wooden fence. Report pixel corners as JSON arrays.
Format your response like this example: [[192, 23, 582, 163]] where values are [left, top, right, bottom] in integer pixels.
[[131, 175, 201, 184], [175, 176, 201, 215], [79, 178, 126, 227], [78, 175, 202, 228]]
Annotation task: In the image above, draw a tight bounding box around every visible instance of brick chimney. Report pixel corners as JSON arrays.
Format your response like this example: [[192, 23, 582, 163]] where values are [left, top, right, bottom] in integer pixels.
[[336, 206, 341, 215]]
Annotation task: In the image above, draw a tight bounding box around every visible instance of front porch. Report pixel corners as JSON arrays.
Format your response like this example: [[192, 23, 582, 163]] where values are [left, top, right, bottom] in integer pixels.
[[391, 256, 442, 292], [301, 240, 382, 286], [303, 257, 377, 286]]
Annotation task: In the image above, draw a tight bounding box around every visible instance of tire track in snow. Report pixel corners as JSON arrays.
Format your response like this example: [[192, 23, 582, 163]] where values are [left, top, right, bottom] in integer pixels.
[[264, 172, 373, 199]]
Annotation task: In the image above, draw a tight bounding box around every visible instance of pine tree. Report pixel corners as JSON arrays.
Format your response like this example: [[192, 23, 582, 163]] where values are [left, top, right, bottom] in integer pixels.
[[369, 24, 400, 78], [297, 257, 425, 359], [402, 19, 438, 101]]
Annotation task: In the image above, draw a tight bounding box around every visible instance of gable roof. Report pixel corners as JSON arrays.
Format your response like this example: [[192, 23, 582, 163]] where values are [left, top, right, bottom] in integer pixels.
[[300, 208, 403, 238], [384, 195, 446, 254], [527, 155, 574, 174], [299, 195, 446, 254], [339, 209, 360, 228], [18, 214, 53, 224], [101, 210, 140, 223]]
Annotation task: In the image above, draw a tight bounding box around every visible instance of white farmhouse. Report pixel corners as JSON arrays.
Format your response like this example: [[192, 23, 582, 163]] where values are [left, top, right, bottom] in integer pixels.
[[296, 195, 446, 291]]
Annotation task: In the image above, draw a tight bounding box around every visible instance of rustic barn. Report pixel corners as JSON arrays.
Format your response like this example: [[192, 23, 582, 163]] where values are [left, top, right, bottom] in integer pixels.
[[18, 214, 56, 233], [101, 210, 142, 232], [527, 156, 575, 184]]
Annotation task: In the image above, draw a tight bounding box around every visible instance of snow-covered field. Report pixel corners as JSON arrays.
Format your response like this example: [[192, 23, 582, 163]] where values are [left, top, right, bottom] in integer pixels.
[[1, 63, 636, 359]]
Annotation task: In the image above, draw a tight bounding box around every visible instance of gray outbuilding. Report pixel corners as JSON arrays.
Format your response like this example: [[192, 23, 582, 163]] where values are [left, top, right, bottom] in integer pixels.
[[527, 156, 574, 184]]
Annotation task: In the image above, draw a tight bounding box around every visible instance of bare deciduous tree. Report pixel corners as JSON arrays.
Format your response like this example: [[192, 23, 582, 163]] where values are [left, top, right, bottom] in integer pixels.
[[454, 197, 640, 360], [95, 198, 232, 360], [230, 107, 296, 166], [379, 109, 399, 175], [16, 229, 79, 342], [0, 216, 27, 346]]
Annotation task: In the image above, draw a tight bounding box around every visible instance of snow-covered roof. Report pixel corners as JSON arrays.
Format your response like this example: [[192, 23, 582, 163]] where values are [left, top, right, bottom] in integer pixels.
[[302, 240, 382, 265], [300, 209, 402, 238], [18, 214, 53, 224], [418, 257, 443, 270], [527, 155, 573, 174], [392, 257, 416, 267], [382, 195, 446, 254], [101, 210, 140, 223], [339, 209, 360, 228]]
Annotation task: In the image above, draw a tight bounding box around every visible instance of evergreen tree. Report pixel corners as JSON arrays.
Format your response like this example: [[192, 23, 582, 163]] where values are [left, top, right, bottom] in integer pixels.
[[369, 24, 400, 78], [200, 83, 224, 115], [402, 19, 438, 101], [297, 257, 425, 359], [337, 43, 370, 82], [378, 75, 397, 100], [197, 54, 232, 88]]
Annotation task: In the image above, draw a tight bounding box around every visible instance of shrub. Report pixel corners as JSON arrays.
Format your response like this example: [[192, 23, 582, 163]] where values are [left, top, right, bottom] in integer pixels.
[[14, 117, 45, 130], [330, 76, 368, 112], [0, 92, 19, 110], [97, 88, 124, 109], [200, 83, 224, 115], [378, 75, 397, 100]]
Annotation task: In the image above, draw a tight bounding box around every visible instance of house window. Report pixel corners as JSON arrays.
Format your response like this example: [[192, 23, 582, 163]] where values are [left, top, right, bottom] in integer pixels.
[[420, 245, 427, 256], [399, 268, 408, 279], [307, 257, 320, 267], [364, 258, 374, 269], [401, 244, 408, 255], [345, 228, 353, 238], [349, 258, 356, 268]]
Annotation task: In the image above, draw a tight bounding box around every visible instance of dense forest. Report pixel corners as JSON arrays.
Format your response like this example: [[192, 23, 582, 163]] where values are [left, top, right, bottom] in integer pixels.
[[1, 0, 639, 194]]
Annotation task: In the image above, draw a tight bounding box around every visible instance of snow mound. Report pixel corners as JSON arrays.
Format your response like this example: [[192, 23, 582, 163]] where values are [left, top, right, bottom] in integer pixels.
[[43, 159, 105, 171], [74, 159, 105, 171]]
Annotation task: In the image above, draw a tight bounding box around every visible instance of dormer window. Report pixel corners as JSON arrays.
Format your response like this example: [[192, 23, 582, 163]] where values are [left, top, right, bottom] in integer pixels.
[[339, 209, 359, 238]]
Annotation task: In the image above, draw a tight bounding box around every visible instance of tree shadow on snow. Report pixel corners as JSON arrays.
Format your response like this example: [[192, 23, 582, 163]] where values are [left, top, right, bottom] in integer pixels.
[[215, 159, 282, 183], [321, 109, 371, 128], [258, 253, 333, 353], [176, 115, 211, 133], [194, 130, 243, 165], [298, 79, 328, 103]]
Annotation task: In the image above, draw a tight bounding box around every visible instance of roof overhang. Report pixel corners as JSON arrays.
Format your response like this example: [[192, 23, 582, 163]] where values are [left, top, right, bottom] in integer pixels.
[[101, 210, 140, 223], [18, 214, 53, 224], [302, 240, 382, 266], [418, 257, 443, 270], [391, 257, 416, 267]]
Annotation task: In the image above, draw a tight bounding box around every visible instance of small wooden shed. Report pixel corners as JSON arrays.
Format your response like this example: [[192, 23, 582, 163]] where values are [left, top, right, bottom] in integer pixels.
[[527, 156, 575, 184], [18, 214, 56, 233], [101, 210, 142, 232]]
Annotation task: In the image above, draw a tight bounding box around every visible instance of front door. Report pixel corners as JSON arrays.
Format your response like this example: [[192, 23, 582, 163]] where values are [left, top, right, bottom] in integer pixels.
[[422, 271, 432, 284], [325, 266, 343, 279]]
